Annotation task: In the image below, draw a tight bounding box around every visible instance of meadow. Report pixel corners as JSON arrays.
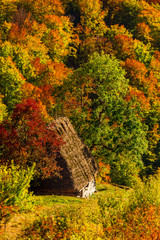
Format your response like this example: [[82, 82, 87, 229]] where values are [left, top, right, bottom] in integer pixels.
[[1, 180, 160, 240]]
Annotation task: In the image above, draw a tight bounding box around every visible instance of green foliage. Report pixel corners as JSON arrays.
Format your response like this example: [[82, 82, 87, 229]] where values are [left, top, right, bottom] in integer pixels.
[[62, 53, 148, 185], [77, 0, 106, 37], [106, 24, 133, 41], [0, 163, 35, 207], [0, 0, 17, 26], [134, 40, 154, 67], [20, 202, 104, 240], [0, 95, 7, 122], [130, 170, 160, 208], [110, 154, 142, 187], [0, 56, 25, 112]]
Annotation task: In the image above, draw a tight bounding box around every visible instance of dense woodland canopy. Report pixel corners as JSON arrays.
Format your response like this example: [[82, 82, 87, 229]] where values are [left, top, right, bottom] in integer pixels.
[[1, 0, 160, 186]]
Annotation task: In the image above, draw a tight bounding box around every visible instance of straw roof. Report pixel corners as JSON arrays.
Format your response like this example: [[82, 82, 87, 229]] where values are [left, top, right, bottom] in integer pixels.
[[34, 117, 98, 195], [53, 117, 98, 192]]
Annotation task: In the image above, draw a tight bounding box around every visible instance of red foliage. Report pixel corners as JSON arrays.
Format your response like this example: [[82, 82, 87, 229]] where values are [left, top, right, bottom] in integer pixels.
[[104, 205, 160, 239], [0, 98, 63, 179]]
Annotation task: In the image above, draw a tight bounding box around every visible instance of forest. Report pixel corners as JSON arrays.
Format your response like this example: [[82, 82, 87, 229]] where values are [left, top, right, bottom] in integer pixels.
[[1, 0, 160, 239]]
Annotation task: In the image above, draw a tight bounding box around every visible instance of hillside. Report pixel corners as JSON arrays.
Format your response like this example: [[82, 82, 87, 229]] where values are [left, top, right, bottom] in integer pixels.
[[1, 0, 160, 184], [1, 0, 160, 238], [1, 183, 160, 240]]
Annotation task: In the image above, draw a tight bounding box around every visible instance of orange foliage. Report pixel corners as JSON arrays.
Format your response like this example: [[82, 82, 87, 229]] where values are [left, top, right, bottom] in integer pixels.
[[147, 123, 160, 156], [126, 86, 150, 110], [124, 58, 149, 90], [78, 36, 115, 60], [22, 82, 42, 99], [135, 22, 152, 43], [114, 35, 135, 60], [104, 205, 160, 239], [125, 58, 160, 101], [44, 29, 67, 58], [139, 3, 160, 27], [154, 50, 160, 61], [9, 23, 27, 43], [45, 61, 71, 86], [138, 3, 160, 47], [21, 82, 52, 121], [96, 162, 110, 185], [32, 57, 47, 75], [76, 0, 106, 37], [150, 57, 160, 81]]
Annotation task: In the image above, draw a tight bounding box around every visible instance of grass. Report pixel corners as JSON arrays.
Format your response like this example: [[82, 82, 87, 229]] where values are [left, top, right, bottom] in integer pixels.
[[1, 183, 160, 239], [1, 184, 128, 240]]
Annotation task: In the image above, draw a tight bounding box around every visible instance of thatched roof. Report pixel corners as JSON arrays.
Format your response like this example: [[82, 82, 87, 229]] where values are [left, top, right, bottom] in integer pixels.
[[33, 117, 98, 196], [53, 117, 98, 192]]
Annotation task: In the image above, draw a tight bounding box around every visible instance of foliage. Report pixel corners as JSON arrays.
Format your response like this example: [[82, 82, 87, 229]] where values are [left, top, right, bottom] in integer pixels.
[[1, 181, 160, 239], [130, 169, 160, 208], [96, 161, 110, 185], [110, 154, 142, 187], [0, 95, 7, 123], [76, 0, 106, 37], [97, 175, 160, 239], [20, 213, 75, 240], [103, 205, 160, 239], [60, 52, 148, 185], [0, 162, 35, 207], [0, 56, 25, 112], [20, 202, 104, 240], [1, 0, 160, 189], [1, 0, 160, 238], [0, 98, 62, 180], [0, 162, 35, 231], [102, 0, 143, 30]]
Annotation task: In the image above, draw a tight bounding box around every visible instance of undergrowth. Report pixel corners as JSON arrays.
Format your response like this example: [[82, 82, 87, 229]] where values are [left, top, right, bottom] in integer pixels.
[[1, 173, 160, 239]]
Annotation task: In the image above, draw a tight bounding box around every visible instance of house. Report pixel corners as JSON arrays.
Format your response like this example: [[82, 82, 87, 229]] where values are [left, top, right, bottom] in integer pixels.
[[34, 117, 98, 198]]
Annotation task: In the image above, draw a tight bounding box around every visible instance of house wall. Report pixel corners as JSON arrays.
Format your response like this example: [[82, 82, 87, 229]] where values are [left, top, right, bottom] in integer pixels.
[[80, 179, 96, 198]]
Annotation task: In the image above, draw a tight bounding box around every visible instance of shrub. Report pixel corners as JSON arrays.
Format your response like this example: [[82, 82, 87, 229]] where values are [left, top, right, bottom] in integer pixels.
[[20, 205, 105, 240], [0, 163, 35, 234], [96, 161, 110, 185], [110, 154, 142, 187], [20, 212, 76, 240], [129, 170, 160, 209], [0, 162, 35, 207], [103, 205, 160, 239]]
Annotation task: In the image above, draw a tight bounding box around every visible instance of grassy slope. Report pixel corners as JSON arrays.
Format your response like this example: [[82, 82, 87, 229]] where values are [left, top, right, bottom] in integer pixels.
[[1, 184, 130, 240]]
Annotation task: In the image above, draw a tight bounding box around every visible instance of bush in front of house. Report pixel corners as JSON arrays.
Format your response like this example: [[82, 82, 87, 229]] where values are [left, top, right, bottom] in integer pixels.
[[0, 162, 35, 228]]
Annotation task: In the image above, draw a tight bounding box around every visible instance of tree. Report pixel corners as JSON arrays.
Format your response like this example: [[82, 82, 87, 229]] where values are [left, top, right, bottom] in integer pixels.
[[0, 0, 17, 40], [0, 56, 25, 113], [0, 98, 62, 180], [59, 53, 148, 186], [137, 3, 160, 49], [102, 0, 143, 30], [0, 95, 7, 122]]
